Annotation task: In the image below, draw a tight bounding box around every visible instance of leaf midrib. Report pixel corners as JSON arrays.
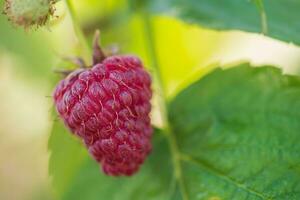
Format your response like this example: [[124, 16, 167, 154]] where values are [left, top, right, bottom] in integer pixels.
[[179, 153, 273, 200], [165, 120, 275, 200], [163, 124, 189, 200]]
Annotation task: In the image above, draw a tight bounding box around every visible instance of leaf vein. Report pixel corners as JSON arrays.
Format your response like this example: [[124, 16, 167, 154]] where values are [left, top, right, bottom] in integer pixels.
[[165, 125, 189, 200], [180, 153, 273, 200]]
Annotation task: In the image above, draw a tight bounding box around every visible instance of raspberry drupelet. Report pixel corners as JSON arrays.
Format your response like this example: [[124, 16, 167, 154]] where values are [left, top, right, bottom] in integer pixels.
[[53, 31, 153, 176]]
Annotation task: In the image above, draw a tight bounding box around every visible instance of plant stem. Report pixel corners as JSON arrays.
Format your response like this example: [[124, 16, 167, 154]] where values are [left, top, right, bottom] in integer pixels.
[[142, 12, 188, 200], [142, 13, 168, 128], [65, 0, 91, 62]]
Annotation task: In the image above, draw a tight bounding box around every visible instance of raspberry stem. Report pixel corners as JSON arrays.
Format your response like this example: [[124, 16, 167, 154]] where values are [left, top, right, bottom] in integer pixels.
[[65, 0, 91, 63]]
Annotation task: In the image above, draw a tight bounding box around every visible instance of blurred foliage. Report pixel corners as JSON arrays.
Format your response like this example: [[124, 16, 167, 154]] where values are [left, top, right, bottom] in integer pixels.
[[0, 18, 54, 80], [48, 118, 88, 197], [1, 0, 300, 199]]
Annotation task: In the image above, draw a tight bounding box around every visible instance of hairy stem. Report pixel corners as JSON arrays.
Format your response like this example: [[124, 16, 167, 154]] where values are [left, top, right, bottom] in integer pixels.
[[65, 0, 91, 62]]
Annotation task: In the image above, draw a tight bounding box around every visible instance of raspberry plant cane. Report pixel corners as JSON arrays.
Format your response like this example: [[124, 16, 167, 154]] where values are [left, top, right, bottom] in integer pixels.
[[53, 31, 153, 176]]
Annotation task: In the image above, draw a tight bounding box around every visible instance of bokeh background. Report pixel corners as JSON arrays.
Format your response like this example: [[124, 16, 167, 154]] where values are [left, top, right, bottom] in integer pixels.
[[1, 0, 300, 199]]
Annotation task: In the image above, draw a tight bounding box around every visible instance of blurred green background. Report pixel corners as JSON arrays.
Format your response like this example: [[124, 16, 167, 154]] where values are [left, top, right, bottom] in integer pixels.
[[0, 0, 300, 199]]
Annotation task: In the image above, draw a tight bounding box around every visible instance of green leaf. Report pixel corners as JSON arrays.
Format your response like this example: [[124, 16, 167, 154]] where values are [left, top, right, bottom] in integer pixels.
[[141, 0, 300, 45], [169, 64, 300, 199], [48, 119, 88, 197], [49, 64, 300, 199]]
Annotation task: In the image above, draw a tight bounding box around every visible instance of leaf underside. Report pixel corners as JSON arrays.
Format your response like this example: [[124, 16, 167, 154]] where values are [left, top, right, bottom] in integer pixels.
[[49, 64, 300, 200]]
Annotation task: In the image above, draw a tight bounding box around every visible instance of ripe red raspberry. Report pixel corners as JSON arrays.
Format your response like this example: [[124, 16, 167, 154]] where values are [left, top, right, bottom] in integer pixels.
[[53, 55, 153, 176]]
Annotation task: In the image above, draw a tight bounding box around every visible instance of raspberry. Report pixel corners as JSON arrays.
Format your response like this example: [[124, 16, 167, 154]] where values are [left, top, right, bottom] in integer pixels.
[[53, 55, 153, 176]]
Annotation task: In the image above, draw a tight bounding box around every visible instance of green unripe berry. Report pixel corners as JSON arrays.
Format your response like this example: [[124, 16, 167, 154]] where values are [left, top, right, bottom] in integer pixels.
[[4, 0, 57, 28]]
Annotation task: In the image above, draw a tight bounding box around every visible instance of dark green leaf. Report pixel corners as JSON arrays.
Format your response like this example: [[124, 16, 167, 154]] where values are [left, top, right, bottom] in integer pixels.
[[169, 64, 300, 199], [141, 0, 300, 45]]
